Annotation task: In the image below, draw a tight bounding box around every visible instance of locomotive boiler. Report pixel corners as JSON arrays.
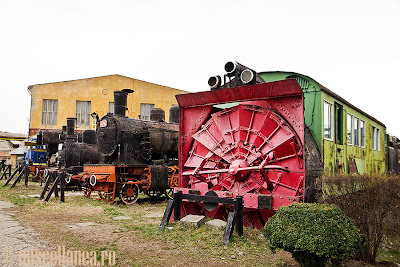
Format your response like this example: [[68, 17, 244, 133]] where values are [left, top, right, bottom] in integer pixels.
[[75, 90, 179, 204], [97, 92, 178, 165], [56, 118, 102, 187], [171, 61, 322, 229]]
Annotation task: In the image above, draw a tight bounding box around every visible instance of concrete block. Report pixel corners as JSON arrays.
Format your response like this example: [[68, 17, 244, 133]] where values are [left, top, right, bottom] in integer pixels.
[[205, 219, 226, 230], [143, 212, 164, 218], [180, 215, 206, 227], [76, 222, 97, 227], [112, 216, 132, 220]]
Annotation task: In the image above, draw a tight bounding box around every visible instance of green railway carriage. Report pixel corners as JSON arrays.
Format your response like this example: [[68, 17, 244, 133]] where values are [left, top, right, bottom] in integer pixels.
[[259, 71, 386, 175]]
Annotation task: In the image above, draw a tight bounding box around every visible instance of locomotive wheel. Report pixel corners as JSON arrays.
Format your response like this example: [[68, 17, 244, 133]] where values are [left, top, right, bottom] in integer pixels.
[[164, 188, 173, 199], [145, 190, 162, 198], [119, 184, 139, 204], [65, 174, 72, 184], [98, 191, 106, 199], [82, 186, 91, 198]]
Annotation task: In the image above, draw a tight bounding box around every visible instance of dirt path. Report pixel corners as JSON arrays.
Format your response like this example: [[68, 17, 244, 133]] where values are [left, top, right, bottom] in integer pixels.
[[0, 200, 53, 266]]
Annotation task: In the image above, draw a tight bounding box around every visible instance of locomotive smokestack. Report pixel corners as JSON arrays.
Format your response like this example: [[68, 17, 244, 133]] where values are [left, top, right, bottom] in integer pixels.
[[114, 91, 128, 116], [36, 131, 43, 145], [114, 89, 133, 117], [66, 118, 76, 138]]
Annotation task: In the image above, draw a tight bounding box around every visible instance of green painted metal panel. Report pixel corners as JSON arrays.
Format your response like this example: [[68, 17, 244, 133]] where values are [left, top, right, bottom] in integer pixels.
[[259, 71, 387, 176], [355, 158, 366, 174]]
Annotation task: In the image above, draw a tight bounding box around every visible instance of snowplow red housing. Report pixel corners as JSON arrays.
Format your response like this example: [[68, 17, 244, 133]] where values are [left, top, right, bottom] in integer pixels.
[[174, 79, 305, 229]]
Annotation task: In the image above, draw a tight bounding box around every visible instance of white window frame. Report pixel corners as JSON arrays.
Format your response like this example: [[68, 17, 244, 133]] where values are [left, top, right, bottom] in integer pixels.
[[353, 116, 360, 147], [140, 103, 155, 120], [347, 113, 353, 145], [42, 99, 58, 125], [76, 101, 91, 126], [360, 120, 366, 148], [323, 101, 333, 141], [372, 126, 380, 151]]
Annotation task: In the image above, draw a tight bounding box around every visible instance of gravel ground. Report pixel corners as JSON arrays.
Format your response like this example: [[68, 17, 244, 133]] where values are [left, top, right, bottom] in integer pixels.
[[0, 200, 53, 266]]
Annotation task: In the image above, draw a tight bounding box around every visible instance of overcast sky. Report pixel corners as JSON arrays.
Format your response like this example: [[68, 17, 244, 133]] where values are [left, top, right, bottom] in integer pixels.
[[0, 0, 399, 137]]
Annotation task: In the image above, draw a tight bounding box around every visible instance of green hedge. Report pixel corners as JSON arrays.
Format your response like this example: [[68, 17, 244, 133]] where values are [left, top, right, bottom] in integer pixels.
[[263, 203, 365, 267]]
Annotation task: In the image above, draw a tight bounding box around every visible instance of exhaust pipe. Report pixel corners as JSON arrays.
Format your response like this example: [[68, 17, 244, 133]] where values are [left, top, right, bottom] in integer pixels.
[[209, 61, 266, 90], [208, 75, 221, 90], [240, 69, 256, 84], [224, 61, 248, 77]]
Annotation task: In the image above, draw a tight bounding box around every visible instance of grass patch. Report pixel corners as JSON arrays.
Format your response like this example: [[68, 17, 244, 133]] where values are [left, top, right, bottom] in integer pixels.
[[378, 245, 400, 263], [0, 181, 294, 266]]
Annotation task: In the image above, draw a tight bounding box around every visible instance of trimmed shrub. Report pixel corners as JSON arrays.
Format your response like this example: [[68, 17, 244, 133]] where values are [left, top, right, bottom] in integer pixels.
[[263, 203, 365, 267]]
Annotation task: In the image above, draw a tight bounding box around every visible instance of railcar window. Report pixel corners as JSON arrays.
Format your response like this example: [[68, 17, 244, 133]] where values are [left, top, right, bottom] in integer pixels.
[[347, 113, 353, 145], [354, 117, 360, 146], [324, 101, 333, 140], [372, 126, 380, 151], [41, 99, 58, 125], [76, 101, 91, 126], [360, 120, 366, 147], [140, 103, 155, 120]]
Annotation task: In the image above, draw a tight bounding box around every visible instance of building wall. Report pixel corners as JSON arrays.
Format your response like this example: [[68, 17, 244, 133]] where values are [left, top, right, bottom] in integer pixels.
[[28, 75, 187, 135]]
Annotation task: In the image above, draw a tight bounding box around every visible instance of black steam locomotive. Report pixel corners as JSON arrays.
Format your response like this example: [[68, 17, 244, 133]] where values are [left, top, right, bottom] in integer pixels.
[[73, 90, 179, 204]]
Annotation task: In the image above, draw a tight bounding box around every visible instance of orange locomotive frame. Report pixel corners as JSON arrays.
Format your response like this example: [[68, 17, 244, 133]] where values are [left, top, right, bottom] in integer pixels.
[[72, 164, 178, 204]]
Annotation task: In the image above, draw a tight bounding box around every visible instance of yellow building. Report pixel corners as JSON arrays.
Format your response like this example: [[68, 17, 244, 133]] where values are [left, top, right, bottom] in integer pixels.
[[28, 75, 187, 136]]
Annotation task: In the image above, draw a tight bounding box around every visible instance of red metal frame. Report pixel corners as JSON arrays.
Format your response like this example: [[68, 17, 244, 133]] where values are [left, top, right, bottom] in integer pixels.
[[174, 80, 305, 228]]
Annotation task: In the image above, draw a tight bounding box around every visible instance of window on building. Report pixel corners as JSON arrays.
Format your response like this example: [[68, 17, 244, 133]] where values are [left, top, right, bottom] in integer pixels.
[[372, 126, 380, 151], [360, 120, 365, 147], [353, 117, 359, 146], [347, 113, 353, 145], [140, 103, 154, 120], [109, 102, 114, 114], [42, 99, 58, 125], [76, 101, 91, 126], [324, 101, 332, 140]]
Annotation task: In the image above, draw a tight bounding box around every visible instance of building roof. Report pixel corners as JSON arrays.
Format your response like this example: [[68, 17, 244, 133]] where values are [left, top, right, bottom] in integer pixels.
[[260, 71, 385, 128], [27, 74, 188, 94], [9, 146, 26, 155], [0, 151, 10, 158], [0, 131, 28, 140], [0, 140, 12, 151]]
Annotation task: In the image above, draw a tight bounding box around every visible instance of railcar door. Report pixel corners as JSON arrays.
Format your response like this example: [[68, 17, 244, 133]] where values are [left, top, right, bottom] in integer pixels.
[[334, 102, 346, 174]]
